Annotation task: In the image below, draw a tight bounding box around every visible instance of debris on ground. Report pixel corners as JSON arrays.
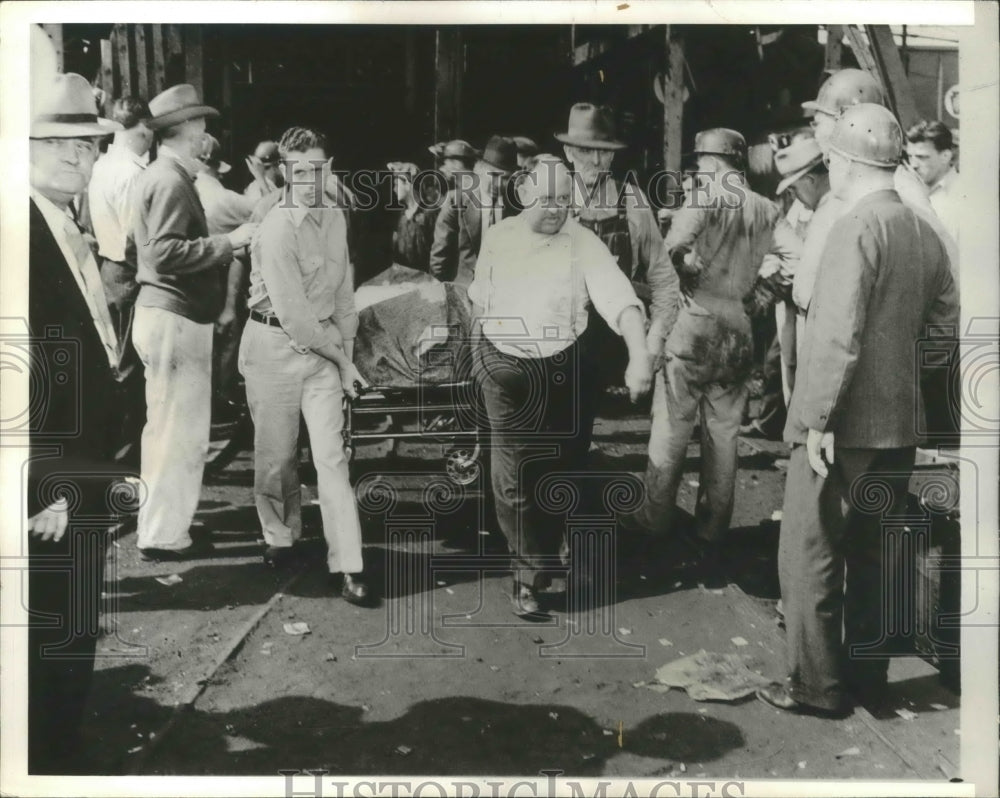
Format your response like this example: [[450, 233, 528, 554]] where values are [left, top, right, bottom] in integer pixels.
[[548, 712, 559, 720], [797, 761, 807, 770], [659, 638, 673, 647], [395, 745, 412, 756], [653, 650, 772, 702], [895, 708, 918, 721], [770, 510, 783, 521], [930, 703, 948, 711], [155, 574, 183, 586], [619, 627, 632, 635], [836, 746, 861, 758], [731, 636, 749, 647], [643, 683, 671, 694], [283, 622, 311, 636], [325, 652, 337, 662]]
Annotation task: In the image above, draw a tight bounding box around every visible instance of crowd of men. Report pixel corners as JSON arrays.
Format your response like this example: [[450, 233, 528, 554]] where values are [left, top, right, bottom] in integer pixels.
[[27, 57, 959, 770]]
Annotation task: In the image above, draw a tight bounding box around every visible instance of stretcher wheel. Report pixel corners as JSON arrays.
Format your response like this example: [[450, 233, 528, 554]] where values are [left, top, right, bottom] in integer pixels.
[[444, 444, 481, 486]]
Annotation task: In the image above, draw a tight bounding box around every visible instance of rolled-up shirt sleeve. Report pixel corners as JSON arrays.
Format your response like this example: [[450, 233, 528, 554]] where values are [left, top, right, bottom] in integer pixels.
[[254, 223, 334, 352], [332, 216, 358, 342], [577, 232, 643, 335]]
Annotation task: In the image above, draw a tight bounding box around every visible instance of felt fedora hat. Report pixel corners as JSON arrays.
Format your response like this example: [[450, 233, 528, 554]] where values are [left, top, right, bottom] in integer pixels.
[[431, 139, 480, 162], [31, 73, 122, 138], [554, 103, 626, 151], [774, 135, 824, 195], [479, 135, 518, 175], [147, 83, 219, 130]]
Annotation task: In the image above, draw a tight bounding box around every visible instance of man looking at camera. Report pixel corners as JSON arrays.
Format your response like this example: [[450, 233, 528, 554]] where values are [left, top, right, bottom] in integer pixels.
[[469, 156, 652, 616]]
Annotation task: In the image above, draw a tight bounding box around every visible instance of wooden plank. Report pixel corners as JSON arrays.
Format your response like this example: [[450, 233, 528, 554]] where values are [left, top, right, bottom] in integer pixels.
[[99, 39, 114, 111], [114, 23, 132, 98], [184, 26, 204, 98], [866, 25, 921, 130], [662, 27, 685, 174], [133, 24, 149, 99], [151, 25, 166, 95], [824, 24, 844, 72], [433, 28, 462, 144]]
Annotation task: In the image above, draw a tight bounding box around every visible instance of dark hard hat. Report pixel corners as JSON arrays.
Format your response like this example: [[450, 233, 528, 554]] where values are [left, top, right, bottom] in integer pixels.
[[690, 128, 747, 159]]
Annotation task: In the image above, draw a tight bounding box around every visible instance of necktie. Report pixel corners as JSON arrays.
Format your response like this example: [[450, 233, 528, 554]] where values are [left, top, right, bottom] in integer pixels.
[[64, 216, 119, 363]]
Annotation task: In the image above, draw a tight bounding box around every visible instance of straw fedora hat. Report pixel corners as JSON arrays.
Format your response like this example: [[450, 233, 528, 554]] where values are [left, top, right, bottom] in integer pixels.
[[554, 103, 626, 151], [147, 83, 219, 130], [30, 73, 122, 139]]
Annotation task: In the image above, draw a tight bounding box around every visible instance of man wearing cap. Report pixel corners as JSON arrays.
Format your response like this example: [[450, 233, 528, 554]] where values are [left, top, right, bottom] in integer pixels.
[[557, 103, 680, 403], [469, 156, 653, 615], [623, 127, 800, 582], [766, 132, 831, 401], [132, 84, 257, 560], [87, 95, 154, 465], [27, 72, 125, 770], [430, 135, 518, 287], [429, 138, 479, 186], [759, 104, 959, 717], [195, 133, 259, 415], [387, 160, 439, 272], [244, 139, 284, 203]]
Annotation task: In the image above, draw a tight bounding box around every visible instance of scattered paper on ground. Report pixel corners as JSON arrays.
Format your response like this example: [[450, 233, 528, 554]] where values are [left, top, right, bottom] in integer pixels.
[[930, 703, 948, 711], [770, 510, 783, 521], [654, 650, 771, 702], [659, 638, 673, 647], [283, 622, 311, 636], [731, 637, 749, 647], [895, 708, 918, 721], [836, 746, 861, 758], [155, 574, 183, 586], [395, 745, 412, 755]]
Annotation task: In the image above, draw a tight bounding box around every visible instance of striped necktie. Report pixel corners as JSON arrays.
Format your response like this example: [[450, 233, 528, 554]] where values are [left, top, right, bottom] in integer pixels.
[[63, 215, 119, 364]]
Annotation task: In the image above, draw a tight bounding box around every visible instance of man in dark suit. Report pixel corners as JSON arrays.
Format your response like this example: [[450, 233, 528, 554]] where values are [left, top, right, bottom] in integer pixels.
[[758, 104, 959, 717], [27, 72, 124, 772], [429, 135, 518, 288], [131, 84, 256, 560]]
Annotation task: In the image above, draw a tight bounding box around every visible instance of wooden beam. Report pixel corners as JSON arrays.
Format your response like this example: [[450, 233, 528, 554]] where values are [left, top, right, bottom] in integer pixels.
[[573, 24, 655, 67], [114, 24, 132, 98], [824, 25, 844, 72], [433, 28, 463, 143], [151, 25, 166, 95], [99, 39, 114, 110], [662, 27, 685, 174], [41, 24, 64, 71], [843, 25, 878, 74], [866, 25, 921, 130], [184, 26, 204, 98], [133, 24, 149, 100]]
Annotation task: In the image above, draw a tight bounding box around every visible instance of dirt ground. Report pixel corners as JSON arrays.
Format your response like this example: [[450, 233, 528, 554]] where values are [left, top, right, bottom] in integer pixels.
[[81, 404, 960, 782]]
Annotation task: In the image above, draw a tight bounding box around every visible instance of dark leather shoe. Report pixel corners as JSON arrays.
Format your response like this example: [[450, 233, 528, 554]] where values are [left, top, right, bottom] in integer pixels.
[[262, 545, 296, 569], [138, 538, 215, 562], [756, 683, 851, 719], [341, 573, 373, 607]]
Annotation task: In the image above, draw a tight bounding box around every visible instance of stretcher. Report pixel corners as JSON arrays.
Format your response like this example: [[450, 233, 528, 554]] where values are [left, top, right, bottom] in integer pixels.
[[343, 264, 484, 486]]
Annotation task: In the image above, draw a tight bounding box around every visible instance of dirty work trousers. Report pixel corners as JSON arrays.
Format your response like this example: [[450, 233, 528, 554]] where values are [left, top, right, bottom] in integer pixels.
[[133, 305, 212, 550], [473, 335, 596, 588], [778, 444, 915, 710], [239, 318, 363, 574], [631, 301, 752, 543]]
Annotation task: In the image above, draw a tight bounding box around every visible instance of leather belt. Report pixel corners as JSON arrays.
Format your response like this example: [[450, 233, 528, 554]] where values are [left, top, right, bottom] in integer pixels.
[[250, 310, 282, 328]]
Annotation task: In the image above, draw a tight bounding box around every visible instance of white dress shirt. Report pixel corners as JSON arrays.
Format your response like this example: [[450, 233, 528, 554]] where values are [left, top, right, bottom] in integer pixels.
[[928, 167, 961, 246], [32, 190, 120, 366], [88, 143, 148, 262], [195, 171, 257, 235], [469, 215, 642, 359]]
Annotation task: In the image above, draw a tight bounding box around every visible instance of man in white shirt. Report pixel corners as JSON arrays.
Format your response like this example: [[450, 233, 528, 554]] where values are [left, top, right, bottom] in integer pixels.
[[906, 120, 960, 245], [87, 95, 153, 464], [469, 156, 652, 616]]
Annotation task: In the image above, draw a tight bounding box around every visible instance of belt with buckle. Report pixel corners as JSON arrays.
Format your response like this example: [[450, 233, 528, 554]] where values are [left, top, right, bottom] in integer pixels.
[[250, 310, 282, 328]]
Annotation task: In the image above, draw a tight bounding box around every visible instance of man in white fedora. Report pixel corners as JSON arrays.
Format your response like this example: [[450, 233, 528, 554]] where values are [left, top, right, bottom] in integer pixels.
[[131, 84, 257, 561], [27, 72, 123, 771]]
